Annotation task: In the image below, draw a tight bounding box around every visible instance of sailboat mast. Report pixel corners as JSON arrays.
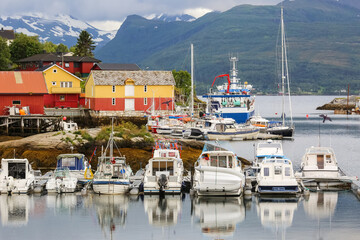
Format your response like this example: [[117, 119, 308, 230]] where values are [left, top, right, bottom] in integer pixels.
[[110, 117, 114, 158], [281, 6, 286, 126], [190, 43, 194, 117]]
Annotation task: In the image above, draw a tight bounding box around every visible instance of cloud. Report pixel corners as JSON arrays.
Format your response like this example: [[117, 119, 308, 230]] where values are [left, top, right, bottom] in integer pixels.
[[183, 8, 213, 18], [88, 20, 124, 31]]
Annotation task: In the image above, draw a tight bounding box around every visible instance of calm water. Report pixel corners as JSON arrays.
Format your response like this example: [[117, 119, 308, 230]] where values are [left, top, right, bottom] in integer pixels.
[[1, 96, 359, 240]]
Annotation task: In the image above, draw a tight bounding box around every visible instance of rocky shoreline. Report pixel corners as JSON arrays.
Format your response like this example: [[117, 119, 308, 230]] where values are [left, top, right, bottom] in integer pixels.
[[317, 96, 358, 110]]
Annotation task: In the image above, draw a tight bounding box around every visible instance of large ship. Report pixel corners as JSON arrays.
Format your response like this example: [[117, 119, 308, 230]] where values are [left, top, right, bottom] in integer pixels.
[[203, 56, 255, 123]]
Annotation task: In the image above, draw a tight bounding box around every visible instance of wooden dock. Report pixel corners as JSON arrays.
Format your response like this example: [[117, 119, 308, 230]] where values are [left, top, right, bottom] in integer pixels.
[[0, 115, 62, 136]]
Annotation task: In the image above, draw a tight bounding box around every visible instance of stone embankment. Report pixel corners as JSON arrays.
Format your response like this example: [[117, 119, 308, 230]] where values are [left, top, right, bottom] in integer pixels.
[[317, 96, 358, 110], [0, 128, 204, 172]]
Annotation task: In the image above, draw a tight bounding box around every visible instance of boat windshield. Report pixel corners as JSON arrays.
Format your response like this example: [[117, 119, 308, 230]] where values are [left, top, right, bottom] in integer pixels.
[[152, 160, 174, 175], [8, 162, 26, 179]]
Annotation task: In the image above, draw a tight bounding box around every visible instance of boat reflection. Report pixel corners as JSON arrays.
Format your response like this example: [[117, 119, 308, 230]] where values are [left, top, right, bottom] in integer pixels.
[[46, 194, 89, 214], [256, 196, 299, 237], [303, 191, 338, 219], [193, 197, 245, 238], [93, 194, 128, 237], [0, 195, 31, 227], [143, 195, 182, 227]]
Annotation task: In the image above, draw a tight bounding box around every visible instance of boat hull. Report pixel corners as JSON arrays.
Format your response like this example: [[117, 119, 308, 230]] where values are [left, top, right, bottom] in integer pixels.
[[221, 110, 255, 124], [267, 127, 293, 137], [257, 185, 299, 195], [92, 180, 130, 195], [207, 129, 259, 141]]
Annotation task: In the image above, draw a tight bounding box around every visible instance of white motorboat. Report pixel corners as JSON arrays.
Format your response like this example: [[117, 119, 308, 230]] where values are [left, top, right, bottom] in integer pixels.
[[256, 157, 300, 195], [46, 168, 78, 193], [296, 146, 358, 189], [33, 170, 53, 193], [0, 158, 35, 194], [92, 119, 133, 195], [194, 197, 244, 238], [143, 141, 184, 194], [249, 115, 269, 132], [192, 144, 245, 196], [46, 153, 91, 193], [255, 140, 285, 164], [206, 121, 259, 141]]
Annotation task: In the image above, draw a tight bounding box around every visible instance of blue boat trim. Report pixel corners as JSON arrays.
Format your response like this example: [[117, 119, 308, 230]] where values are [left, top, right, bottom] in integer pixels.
[[93, 181, 130, 185]]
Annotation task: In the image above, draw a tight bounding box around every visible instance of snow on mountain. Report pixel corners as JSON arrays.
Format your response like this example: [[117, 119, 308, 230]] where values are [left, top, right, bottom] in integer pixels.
[[0, 13, 116, 49], [145, 13, 196, 22]]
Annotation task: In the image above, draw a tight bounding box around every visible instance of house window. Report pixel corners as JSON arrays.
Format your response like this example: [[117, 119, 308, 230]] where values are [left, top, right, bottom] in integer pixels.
[[52, 81, 56, 86], [112, 85, 116, 93], [65, 63, 70, 68], [53, 69, 57, 73], [112, 98, 116, 105], [144, 85, 147, 92], [12, 100, 21, 105], [59, 95, 65, 101], [60, 82, 72, 88], [74, 62, 80, 68], [144, 98, 147, 105]]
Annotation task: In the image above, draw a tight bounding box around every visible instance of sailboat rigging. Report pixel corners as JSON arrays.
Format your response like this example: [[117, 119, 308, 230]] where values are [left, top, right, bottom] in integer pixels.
[[267, 6, 294, 137]]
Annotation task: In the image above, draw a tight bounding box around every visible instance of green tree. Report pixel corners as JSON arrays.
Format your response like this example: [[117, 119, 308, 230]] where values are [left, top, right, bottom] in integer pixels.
[[43, 41, 57, 53], [74, 30, 95, 57], [69, 45, 76, 53], [56, 43, 69, 53], [172, 70, 191, 97], [9, 33, 43, 62], [0, 37, 12, 70]]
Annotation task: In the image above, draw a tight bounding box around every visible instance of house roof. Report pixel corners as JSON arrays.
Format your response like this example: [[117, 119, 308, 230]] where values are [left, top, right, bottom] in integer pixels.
[[0, 71, 48, 94], [16, 53, 100, 63], [38, 64, 83, 82], [90, 70, 175, 86], [92, 63, 141, 71], [0, 28, 15, 40]]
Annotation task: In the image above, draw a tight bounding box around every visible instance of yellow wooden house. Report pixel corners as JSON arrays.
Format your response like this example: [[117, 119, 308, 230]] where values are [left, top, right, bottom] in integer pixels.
[[85, 70, 175, 113], [40, 64, 83, 108]]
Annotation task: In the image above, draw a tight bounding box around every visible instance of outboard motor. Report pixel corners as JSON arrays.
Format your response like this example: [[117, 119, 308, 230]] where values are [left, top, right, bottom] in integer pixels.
[[157, 174, 168, 194]]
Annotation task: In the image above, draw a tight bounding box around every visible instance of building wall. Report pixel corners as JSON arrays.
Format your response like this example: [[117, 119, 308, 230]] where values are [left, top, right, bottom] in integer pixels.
[[43, 65, 82, 94], [0, 95, 44, 115]]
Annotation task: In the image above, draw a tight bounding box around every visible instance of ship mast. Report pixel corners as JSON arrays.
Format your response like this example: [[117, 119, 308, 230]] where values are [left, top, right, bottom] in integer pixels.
[[190, 43, 194, 117], [281, 6, 286, 126]]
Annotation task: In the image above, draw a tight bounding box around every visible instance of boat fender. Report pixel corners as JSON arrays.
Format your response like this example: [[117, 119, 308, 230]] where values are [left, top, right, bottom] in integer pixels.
[[84, 167, 94, 180]]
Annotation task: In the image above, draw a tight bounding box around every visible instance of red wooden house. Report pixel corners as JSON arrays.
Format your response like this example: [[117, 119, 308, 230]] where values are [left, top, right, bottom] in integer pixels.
[[16, 53, 100, 77], [0, 72, 48, 115]]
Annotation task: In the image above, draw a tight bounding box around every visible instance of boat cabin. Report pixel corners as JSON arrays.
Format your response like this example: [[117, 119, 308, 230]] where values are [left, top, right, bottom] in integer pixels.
[[302, 147, 337, 171], [56, 154, 86, 171], [256, 140, 284, 162], [1, 158, 31, 180], [98, 156, 127, 179], [260, 158, 295, 180], [198, 151, 239, 169]]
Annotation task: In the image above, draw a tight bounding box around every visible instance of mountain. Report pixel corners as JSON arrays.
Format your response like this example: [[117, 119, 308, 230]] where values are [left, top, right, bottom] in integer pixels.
[[146, 14, 196, 22], [0, 13, 116, 49], [96, 0, 360, 95]]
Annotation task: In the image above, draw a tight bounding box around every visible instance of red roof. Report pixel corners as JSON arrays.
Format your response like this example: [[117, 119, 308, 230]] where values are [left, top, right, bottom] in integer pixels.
[[0, 71, 48, 94]]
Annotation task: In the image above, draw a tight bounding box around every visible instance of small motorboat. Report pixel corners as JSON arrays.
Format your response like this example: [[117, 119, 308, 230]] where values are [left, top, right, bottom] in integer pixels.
[[192, 144, 245, 196], [256, 157, 301, 195], [143, 141, 184, 194], [296, 146, 358, 190], [0, 158, 35, 194]]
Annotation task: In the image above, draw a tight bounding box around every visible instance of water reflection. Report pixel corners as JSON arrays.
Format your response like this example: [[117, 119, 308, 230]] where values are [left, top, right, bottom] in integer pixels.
[[193, 197, 245, 238], [0, 195, 31, 227], [256, 197, 299, 238], [93, 195, 128, 237], [143, 195, 182, 227], [303, 191, 338, 219]]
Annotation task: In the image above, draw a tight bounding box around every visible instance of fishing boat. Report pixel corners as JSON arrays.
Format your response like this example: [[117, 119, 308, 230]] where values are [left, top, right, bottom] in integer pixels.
[[206, 121, 259, 141], [202, 56, 255, 124], [46, 153, 91, 193], [266, 7, 294, 137], [143, 141, 184, 194], [0, 158, 35, 194], [296, 146, 358, 190], [256, 157, 300, 195], [192, 144, 245, 196], [92, 120, 133, 195]]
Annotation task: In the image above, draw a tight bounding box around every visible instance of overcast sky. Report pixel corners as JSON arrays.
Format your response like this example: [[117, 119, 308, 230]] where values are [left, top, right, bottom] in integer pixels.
[[1, 0, 282, 30]]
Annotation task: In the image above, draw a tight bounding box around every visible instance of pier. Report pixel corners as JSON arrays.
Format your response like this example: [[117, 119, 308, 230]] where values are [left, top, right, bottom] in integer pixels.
[[0, 116, 62, 136]]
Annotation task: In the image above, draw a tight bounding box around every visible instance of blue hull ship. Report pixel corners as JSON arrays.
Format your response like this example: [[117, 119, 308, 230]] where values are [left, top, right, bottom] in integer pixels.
[[203, 56, 255, 123]]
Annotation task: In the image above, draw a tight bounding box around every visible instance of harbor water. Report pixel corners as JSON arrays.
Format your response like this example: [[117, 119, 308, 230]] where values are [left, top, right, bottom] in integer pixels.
[[0, 96, 359, 240]]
